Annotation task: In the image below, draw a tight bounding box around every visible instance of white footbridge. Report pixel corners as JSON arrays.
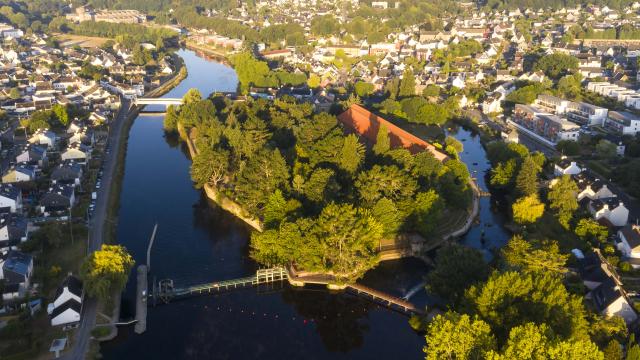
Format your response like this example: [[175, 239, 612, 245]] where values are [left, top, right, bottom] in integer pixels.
[[133, 97, 183, 106]]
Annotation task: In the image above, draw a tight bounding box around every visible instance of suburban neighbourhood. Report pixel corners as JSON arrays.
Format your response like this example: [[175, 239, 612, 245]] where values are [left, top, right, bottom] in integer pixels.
[[3, 0, 640, 359]]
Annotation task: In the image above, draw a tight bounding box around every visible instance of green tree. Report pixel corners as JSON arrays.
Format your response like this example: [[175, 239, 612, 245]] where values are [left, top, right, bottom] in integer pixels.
[[512, 195, 545, 224], [422, 84, 441, 98], [590, 315, 627, 349], [534, 53, 579, 79], [603, 340, 622, 360], [426, 243, 489, 303], [190, 146, 229, 188], [490, 159, 518, 188], [310, 203, 383, 280], [354, 81, 374, 97], [488, 322, 603, 360], [502, 235, 568, 273], [398, 68, 416, 98], [556, 140, 581, 156], [355, 165, 418, 205], [79, 245, 134, 302], [307, 73, 321, 88], [424, 312, 496, 360], [163, 105, 179, 131], [182, 88, 202, 105], [27, 110, 52, 132], [596, 139, 618, 160], [263, 189, 287, 228], [303, 167, 338, 203], [575, 218, 609, 244], [235, 149, 290, 214], [548, 175, 579, 228], [52, 104, 69, 126], [371, 197, 403, 238], [338, 134, 365, 174], [445, 136, 463, 154], [410, 190, 444, 237], [465, 270, 589, 342], [515, 156, 539, 197], [373, 124, 391, 155]]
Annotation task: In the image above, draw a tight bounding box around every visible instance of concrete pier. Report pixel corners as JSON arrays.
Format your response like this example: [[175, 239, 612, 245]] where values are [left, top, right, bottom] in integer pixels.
[[134, 265, 148, 334]]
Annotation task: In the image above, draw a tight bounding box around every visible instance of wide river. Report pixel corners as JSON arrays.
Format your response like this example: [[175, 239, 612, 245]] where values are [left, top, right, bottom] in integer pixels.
[[100, 49, 509, 359]]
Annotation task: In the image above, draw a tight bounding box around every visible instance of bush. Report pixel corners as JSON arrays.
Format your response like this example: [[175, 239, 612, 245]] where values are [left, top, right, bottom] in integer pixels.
[[619, 261, 632, 272]]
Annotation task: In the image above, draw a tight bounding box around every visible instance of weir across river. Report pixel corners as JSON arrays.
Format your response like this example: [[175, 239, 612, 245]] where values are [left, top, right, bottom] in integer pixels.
[[134, 266, 424, 333]]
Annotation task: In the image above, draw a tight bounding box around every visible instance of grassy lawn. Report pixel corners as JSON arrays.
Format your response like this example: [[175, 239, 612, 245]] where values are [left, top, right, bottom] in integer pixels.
[[53, 33, 110, 48]]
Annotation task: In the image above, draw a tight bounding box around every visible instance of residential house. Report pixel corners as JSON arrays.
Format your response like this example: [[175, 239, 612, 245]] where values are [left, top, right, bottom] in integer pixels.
[[0, 183, 21, 213], [0, 251, 33, 301], [589, 198, 629, 227], [28, 129, 57, 147], [577, 250, 638, 325], [39, 184, 75, 216], [554, 158, 582, 177], [48, 275, 83, 327], [61, 144, 91, 163], [51, 162, 83, 186], [618, 225, 640, 267], [15, 144, 47, 167], [0, 213, 27, 251], [2, 164, 36, 183]]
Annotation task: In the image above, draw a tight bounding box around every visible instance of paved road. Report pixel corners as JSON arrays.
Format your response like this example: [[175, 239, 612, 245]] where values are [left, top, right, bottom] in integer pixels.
[[61, 98, 131, 360]]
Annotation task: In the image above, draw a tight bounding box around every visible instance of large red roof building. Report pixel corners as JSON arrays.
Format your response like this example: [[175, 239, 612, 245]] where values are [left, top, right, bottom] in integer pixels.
[[337, 104, 448, 161]]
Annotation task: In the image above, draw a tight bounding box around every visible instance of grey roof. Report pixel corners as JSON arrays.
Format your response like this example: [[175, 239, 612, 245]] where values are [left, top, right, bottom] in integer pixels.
[[50, 298, 81, 319], [55, 275, 83, 299], [621, 225, 640, 250], [51, 162, 82, 182], [591, 277, 624, 312]]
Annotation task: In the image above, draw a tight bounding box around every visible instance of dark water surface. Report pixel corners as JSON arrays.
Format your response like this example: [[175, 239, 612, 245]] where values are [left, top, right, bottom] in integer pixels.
[[101, 50, 506, 359]]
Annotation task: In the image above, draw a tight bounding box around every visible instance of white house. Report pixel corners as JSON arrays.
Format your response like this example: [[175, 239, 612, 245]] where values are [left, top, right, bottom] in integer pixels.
[[554, 158, 582, 177], [2, 164, 36, 183], [578, 251, 638, 325], [49, 275, 83, 327], [28, 129, 57, 147], [589, 198, 629, 227], [618, 225, 640, 264], [61, 144, 91, 163], [0, 184, 22, 213]]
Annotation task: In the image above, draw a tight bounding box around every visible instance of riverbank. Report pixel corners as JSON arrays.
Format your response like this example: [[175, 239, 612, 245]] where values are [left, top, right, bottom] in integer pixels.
[[184, 41, 231, 64], [177, 123, 264, 231], [103, 55, 188, 244], [88, 56, 188, 353]]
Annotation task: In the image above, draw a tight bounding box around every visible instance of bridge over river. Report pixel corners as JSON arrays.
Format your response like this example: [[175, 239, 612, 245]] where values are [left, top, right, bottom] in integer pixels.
[[135, 266, 424, 333]]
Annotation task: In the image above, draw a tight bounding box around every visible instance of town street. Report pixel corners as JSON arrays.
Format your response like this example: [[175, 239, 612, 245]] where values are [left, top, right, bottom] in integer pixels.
[[61, 98, 131, 360]]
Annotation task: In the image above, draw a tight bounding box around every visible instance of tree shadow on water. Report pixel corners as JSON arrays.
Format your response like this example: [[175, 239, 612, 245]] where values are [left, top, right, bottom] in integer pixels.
[[281, 286, 374, 353]]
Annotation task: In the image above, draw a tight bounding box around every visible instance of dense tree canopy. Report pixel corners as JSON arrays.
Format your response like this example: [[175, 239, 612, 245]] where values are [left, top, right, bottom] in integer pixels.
[[170, 95, 464, 280]]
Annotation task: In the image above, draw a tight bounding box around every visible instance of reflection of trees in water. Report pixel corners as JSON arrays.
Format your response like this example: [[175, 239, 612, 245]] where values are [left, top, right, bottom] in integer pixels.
[[163, 131, 181, 148], [281, 287, 373, 353]]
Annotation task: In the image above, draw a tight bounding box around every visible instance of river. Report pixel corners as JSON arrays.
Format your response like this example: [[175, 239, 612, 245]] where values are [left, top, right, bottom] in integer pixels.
[[100, 49, 508, 359]]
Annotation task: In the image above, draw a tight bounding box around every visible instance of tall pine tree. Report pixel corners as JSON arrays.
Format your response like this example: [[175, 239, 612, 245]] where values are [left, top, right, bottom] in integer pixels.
[[373, 124, 391, 155], [515, 156, 539, 197]]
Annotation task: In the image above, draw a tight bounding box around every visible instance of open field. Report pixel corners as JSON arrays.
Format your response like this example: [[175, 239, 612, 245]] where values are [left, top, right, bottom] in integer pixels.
[[53, 34, 110, 48]]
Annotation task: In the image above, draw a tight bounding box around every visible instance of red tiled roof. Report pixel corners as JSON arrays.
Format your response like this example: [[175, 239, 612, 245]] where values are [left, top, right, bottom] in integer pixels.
[[337, 104, 448, 161]]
